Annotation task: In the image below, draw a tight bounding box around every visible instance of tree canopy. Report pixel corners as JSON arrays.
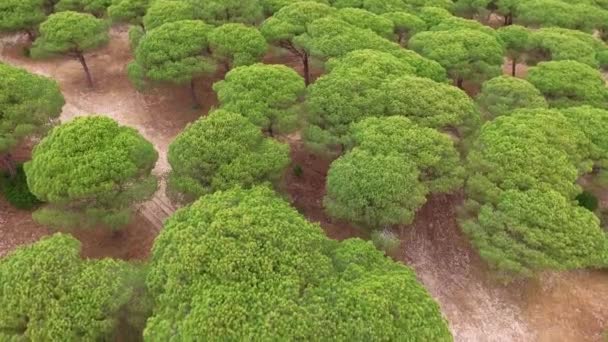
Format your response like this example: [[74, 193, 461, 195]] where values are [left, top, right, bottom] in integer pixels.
[[146, 186, 452, 340], [54, 0, 112, 17], [0, 234, 136, 340], [208, 23, 267, 69], [526, 60, 608, 109], [128, 19, 216, 105], [0, 0, 47, 38], [167, 110, 290, 202], [332, 7, 394, 39], [142, 0, 194, 30], [348, 116, 464, 193], [560, 106, 608, 168], [184, 0, 264, 25], [409, 28, 504, 87], [213, 63, 305, 135], [497, 24, 530, 76], [381, 11, 427, 45], [516, 0, 606, 33], [24, 116, 158, 229], [0, 63, 64, 176], [526, 28, 607, 68], [476, 76, 548, 119], [30, 11, 109, 87], [108, 0, 150, 24]]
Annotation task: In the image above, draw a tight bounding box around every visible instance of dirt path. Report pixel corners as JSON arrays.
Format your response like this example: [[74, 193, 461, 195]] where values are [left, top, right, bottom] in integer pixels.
[[1, 29, 608, 341]]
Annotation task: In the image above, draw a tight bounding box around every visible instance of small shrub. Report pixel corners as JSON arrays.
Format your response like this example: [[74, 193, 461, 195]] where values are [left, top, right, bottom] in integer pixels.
[[293, 164, 303, 177], [576, 191, 599, 212], [0, 165, 42, 210], [371, 229, 401, 256]]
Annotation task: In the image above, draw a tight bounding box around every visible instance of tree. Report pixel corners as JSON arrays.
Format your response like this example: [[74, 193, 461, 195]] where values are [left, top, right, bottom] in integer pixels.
[[328, 0, 409, 13], [462, 189, 608, 278], [142, 0, 194, 30], [213, 64, 305, 135], [526, 28, 603, 68], [108, 0, 150, 25], [516, 0, 606, 33], [208, 23, 267, 70], [128, 20, 216, 106], [403, 0, 453, 11], [415, 6, 453, 28], [261, 0, 329, 15], [348, 116, 464, 193], [325, 149, 427, 229], [30, 11, 109, 88], [24, 116, 158, 229], [54, 0, 112, 17], [0, 0, 47, 40], [409, 29, 504, 87], [476, 76, 547, 119], [560, 106, 608, 168], [184, 0, 264, 25], [429, 16, 496, 36], [526, 60, 608, 109], [167, 110, 290, 202], [0, 234, 137, 340], [0, 63, 65, 178], [381, 11, 426, 45], [260, 1, 335, 85], [497, 24, 530, 76], [332, 7, 394, 39], [146, 186, 452, 340]]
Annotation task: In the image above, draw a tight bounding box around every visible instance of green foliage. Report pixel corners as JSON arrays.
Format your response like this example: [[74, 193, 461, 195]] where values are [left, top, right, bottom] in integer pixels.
[[0, 165, 42, 210], [415, 6, 452, 28], [208, 23, 267, 68], [146, 186, 452, 340], [325, 149, 427, 229], [260, 1, 335, 43], [127, 24, 144, 51], [184, 0, 264, 25], [24, 116, 158, 229], [0, 234, 137, 340], [516, 0, 607, 33], [371, 229, 401, 255], [328, 0, 409, 13], [526, 28, 606, 68], [497, 24, 530, 71], [576, 190, 599, 212], [430, 16, 496, 36], [108, 0, 149, 24], [0, 63, 64, 154], [213, 63, 305, 134], [30, 11, 109, 58], [409, 29, 504, 85], [142, 0, 194, 30], [167, 110, 290, 202], [332, 7, 394, 39], [560, 106, 608, 167], [129, 20, 216, 87], [348, 116, 465, 193], [476, 76, 548, 119], [462, 189, 608, 278], [526, 60, 608, 109], [260, 0, 329, 15], [54, 0, 112, 17], [381, 11, 426, 44], [0, 0, 46, 34]]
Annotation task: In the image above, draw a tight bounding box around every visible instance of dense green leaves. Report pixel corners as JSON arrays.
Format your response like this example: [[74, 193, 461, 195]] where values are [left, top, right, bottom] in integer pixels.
[[167, 110, 289, 202], [409, 29, 504, 86], [213, 63, 305, 134], [128, 20, 215, 89], [497, 24, 529, 75], [325, 149, 427, 228], [146, 186, 452, 340], [462, 189, 608, 277], [0, 234, 136, 340], [184, 0, 264, 25], [476, 76, 547, 119], [348, 116, 464, 193], [527, 28, 607, 68], [526, 60, 608, 109], [381, 11, 426, 44], [208, 23, 267, 68], [54, 0, 112, 17], [516, 0, 606, 33], [30, 11, 108, 57], [142, 0, 194, 30], [0, 0, 46, 35], [561, 106, 608, 167], [24, 116, 158, 229], [332, 7, 394, 38], [108, 0, 149, 24], [0, 63, 64, 154]]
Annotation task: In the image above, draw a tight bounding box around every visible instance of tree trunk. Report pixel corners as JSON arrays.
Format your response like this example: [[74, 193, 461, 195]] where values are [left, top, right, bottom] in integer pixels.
[[190, 79, 200, 108], [76, 53, 94, 88], [506, 13, 513, 26], [268, 122, 274, 137], [25, 29, 35, 42], [303, 53, 310, 86], [397, 32, 404, 45], [511, 58, 517, 76], [1, 153, 17, 179], [455, 77, 464, 89]]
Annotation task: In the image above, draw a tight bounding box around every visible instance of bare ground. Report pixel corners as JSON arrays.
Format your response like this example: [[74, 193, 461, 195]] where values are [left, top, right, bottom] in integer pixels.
[[1, 29, 608, 341]]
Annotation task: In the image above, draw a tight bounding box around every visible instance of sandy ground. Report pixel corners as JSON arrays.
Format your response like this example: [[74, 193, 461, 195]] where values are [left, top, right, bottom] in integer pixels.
[[1, 28, 607, 341]]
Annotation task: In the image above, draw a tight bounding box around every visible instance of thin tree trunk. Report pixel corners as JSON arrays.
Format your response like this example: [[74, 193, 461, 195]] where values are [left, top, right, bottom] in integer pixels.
[[303, 53, 310, 86], [76, 53, 94, 88], [512, 58, 517, 76], [456, 77, 464, 89], [268, 122, 274, 137], [25, 29, 35, 42], [190, 79, 200, 108], [1, 153, 17, 179], [397, 32, 404, 45]]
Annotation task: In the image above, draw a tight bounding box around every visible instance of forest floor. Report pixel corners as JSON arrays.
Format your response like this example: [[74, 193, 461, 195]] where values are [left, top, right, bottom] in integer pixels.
[[1, 27, 607, 341]]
